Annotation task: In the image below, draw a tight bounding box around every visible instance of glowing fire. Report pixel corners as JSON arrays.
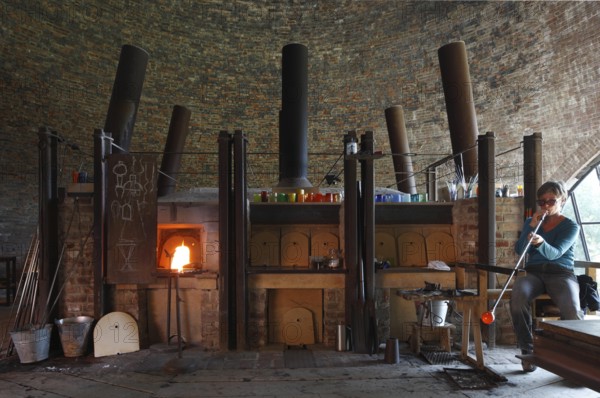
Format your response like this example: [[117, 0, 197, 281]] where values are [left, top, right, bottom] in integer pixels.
[[171, 241, 190, 272]]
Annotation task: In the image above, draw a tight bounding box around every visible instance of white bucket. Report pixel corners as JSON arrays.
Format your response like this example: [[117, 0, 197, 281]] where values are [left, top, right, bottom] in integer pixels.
[[420, 300, 448, 327]]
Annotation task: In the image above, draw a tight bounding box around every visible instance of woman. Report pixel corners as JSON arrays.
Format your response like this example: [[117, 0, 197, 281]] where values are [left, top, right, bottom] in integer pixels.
[[510, 180, 583, 372]]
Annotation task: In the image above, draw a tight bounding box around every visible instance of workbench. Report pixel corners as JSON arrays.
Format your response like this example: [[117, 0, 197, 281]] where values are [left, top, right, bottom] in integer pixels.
[[397, 290, 488, 369], [394, 264, 509, 383]]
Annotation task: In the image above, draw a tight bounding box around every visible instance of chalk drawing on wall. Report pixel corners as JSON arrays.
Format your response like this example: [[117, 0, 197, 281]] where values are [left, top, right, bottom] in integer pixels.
[[106, 154, 157, 284]]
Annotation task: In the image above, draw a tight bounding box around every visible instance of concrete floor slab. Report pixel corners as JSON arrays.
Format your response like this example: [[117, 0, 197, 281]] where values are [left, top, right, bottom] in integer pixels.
[[0, 343, 598, 397]]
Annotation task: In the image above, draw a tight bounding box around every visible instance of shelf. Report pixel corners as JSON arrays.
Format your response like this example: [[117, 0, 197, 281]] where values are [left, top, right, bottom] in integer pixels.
[[66, 183, 94, 197], [250, 202, 340, 224], [247, 266, 345, 274], [375, 202, 453, 224], [250, 202, 453, 225]]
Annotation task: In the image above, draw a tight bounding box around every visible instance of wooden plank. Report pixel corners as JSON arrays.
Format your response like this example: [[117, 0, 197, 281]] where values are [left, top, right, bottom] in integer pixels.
[[528, 332, 600, 392], [248, 273, 345, 289], [539, 320, 600, 346]]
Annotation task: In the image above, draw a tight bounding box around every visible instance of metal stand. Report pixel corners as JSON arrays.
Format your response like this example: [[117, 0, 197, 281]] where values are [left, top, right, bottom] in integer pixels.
[[166, 270, 183, 358]]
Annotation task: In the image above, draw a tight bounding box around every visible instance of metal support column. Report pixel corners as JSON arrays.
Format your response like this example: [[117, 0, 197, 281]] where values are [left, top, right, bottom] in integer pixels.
[[478, 131, 496, 347], [37, 127, 59, 325], [218, 131, 234, 350], [233, 130, 248, 350], [360, 131, 377, 355], [343, 132, 358, 328], [523, 133, 543, 219], [93, 129, 111, 321]]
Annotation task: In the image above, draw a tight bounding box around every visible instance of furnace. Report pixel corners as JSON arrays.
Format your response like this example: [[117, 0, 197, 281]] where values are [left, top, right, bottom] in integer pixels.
[[156, 223, 206, 271]]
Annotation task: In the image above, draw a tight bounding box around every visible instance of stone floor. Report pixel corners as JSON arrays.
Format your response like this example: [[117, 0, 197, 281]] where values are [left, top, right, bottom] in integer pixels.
[[0, 306, 598, 397], [0, 339, 598, 398]]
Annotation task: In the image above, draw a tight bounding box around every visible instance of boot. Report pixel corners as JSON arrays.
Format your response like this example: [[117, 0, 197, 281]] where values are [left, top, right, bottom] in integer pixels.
[[520, 349, 537, 372]]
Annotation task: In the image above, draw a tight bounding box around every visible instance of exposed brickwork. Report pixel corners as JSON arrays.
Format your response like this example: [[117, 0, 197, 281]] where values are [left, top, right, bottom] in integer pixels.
[[452, 197, 524, 344], [199, 288, 220, 349], [57, 197, 95, 318], [2, 2, 600, 262], [323, 288, 345, 347], [248, 288, 268, 348], [3, 1, 599, 348]]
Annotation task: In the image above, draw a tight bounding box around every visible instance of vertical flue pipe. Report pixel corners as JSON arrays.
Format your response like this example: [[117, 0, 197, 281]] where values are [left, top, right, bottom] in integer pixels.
[[438, 41, 479, 179], [104, 44, 149, 154], [157, 105, 191, 197], [277, 43, 312, 188], [384, 105, 417, 194]]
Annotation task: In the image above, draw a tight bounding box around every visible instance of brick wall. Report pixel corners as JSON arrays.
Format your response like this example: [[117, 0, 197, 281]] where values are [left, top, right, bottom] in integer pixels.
[[57, 197, 95, 318], [453, 197, 524, 345], [248, 287, 345, 349], [2, 1, 599, 313]]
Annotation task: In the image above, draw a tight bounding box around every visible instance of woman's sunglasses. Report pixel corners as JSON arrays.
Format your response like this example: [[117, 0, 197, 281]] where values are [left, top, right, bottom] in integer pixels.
[[537, 198, 559, 206]]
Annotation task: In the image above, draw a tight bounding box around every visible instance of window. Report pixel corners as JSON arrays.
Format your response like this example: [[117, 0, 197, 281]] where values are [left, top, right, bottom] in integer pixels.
[[562, 160, 600, 265]]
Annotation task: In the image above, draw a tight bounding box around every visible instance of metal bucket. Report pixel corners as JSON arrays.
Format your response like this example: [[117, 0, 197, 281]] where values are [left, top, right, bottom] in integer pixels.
[[55, 316, 94, 357], [10, 324, 53, 363]]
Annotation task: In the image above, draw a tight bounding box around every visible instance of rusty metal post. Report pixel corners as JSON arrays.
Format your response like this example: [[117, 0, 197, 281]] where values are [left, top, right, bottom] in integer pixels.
[[523, 133, 543, 220], [384, 106, 417, 194], [438, 41, 479, 179], [218, 130, 234, 350], [157, 105, 191, 197], [104, 44, 149, 154], [478, 131, 497, 348]]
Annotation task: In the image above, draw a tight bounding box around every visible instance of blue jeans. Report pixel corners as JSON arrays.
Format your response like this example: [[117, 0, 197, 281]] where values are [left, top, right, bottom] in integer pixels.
[[509, 264, 584, 352]]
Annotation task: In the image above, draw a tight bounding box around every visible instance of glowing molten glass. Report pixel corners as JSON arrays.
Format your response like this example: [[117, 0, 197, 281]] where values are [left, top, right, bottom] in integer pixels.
[[481, 311, 495, 325], [171, 241, 190, 272]]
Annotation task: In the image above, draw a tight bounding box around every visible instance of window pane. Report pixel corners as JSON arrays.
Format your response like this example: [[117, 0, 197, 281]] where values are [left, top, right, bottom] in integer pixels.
[[573, 232, 587, 261], [582, 224, 600, 262], [562, 198, 575, 219], [573, 172, 600, 223]]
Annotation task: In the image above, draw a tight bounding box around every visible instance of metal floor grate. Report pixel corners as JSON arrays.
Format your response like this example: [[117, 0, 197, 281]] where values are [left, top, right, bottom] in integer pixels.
[[421, 349, 462, 366], [444, 367, 498, 390]]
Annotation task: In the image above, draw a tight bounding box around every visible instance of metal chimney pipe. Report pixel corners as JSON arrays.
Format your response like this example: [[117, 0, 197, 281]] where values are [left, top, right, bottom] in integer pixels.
[[157, 105, 191, 197], [277, 43, 312, 188], [385, 105, 417, 194], [438, 41, 478, 179], [104, 44, 149, 154]]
